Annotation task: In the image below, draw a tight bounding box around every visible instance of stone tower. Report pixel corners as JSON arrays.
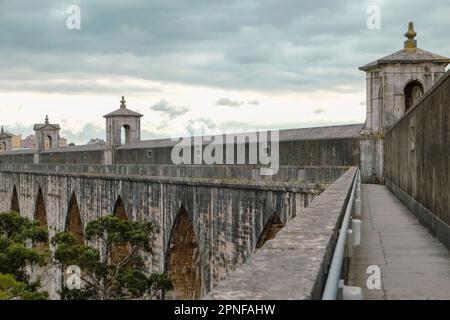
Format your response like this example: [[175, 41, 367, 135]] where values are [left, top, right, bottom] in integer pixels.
[[33, 115, 61, 151], [103, 96, 143, 164], [359, 22, 450, 183], [0, 127, 13, 153]]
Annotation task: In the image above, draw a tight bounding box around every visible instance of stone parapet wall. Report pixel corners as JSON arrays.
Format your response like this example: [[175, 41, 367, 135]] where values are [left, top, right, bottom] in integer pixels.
[[0, 164, 349, 298], [0, 134, 360, 169], [0, 164, 348, 188], [385, 69, 450, 226], [206, 167, 357, 300]]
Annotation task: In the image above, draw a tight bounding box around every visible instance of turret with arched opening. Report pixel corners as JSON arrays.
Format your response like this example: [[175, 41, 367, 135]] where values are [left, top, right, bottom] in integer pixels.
[[404, 80, 424, 112], [103, 96, 143, 148]]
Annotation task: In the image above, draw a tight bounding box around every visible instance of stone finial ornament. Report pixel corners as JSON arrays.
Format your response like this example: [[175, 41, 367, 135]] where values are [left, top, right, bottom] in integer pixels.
[[404, 22, 417, 50], [45, 115, 49, 124], [120, 96, 126, 108]]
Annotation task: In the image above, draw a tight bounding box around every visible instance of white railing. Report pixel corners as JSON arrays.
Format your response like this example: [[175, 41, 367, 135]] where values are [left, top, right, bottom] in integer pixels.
[[322, 168, 362, 300]]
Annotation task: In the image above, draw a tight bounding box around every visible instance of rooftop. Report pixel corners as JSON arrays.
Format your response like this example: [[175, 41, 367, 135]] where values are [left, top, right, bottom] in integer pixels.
[[103, 96, 143, 118], [0, 126, 14, 138], [360, 22, 450, 71], [33, 115, 61, 130], [118, 123, 364, 150], [40, 144, 105, 153]]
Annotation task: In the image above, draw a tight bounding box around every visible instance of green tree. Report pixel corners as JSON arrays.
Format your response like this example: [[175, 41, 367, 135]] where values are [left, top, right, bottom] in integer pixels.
[[53, 215, 172, 300], [0, 211, 49, 300]]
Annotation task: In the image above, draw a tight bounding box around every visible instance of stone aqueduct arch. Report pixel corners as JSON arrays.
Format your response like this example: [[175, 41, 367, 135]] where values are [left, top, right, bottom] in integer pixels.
[[34, 187, 49, 249], [66, 192, 84, 244], [113, 195, 128, 220], [111, 195, 131, 264], [34, 187, 48, 229], [6, 184, 288, 299], [255, 213, 285, 250], [10, 185, 20, 213], [164, 205, 202, 300]]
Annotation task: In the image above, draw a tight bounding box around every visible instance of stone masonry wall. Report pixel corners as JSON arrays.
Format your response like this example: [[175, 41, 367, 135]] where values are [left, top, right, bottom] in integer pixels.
[[0, 164, 337, 298], [0, 137, 360, 168], [207, 167, 357, 300], [385, 69, 450, 225]]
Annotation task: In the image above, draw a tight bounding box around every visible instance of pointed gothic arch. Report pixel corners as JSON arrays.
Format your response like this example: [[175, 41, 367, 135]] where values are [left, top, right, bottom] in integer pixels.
[[34, 187, 49, 249], [10, 185, 20, 213], [113, 195, 127, 220], [34, 187, 48, 228], [66, 192, 84, 244], [165, 206, 201, 299], [255, 213, 285, 249], [111, 195, 131, 264]]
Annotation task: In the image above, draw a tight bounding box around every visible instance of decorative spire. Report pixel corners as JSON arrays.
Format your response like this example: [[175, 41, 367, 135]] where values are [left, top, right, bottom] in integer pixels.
[[120, 96, 126, 108], [45, 115, 49, 124], [404, 22, 417, 50]]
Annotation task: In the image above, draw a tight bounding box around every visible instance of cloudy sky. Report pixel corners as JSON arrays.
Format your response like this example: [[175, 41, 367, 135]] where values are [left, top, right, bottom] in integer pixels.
[[1, 0, 449, 144]]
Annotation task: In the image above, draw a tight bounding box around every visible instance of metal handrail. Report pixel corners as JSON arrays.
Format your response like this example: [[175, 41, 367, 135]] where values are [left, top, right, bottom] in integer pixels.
[[322, 168, 359, 300]]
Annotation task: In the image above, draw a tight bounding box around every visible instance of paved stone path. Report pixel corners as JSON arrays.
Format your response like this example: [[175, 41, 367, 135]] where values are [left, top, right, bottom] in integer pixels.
[[348, 184, 450, 299]]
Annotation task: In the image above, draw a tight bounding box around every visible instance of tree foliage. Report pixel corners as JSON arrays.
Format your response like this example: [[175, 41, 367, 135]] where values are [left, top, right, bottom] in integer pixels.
[[0, 211, 171, 300], [0, 211, 49, 300], [53, 215, 172, 300]]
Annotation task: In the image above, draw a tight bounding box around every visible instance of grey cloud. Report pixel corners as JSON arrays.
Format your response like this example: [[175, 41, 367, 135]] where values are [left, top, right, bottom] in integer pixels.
[[141, 128, 167, 141], [216, 98, 245, 107], [186, 118, 217, 135], [313, 107, 325, 114], [0, 1, 449, 94], [60, 123, 105, 145], [155, 119, 170, 131], [216, 97, 260, 107], [0, 76, 163, 95], [150, 99, 189, 119]]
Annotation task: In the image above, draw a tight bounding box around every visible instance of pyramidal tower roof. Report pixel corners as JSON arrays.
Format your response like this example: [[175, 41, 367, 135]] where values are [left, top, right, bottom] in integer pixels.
[[104, 96, 143, 118], [360, 22, 450, 71], [0, 126, 13, 138], [33, 115, 61, 130]]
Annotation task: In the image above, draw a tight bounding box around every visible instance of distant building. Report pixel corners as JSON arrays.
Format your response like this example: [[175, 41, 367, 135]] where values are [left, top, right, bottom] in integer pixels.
[[0, 127, 13, 152], [22, 134, 35, 149], [11, 135, 22, 149], [59, 137, 67, 147], [87, 138, 106, 145], [21, 134, 67, 149]]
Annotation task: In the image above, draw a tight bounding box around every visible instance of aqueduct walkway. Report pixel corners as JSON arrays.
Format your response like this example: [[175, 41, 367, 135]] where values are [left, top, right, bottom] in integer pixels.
[[348, 184, 450, 300]]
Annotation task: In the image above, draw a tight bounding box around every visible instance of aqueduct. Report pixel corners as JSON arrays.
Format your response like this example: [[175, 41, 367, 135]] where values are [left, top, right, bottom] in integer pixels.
[[1, 23, 450, 299], [0, 163, 344, 298]]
